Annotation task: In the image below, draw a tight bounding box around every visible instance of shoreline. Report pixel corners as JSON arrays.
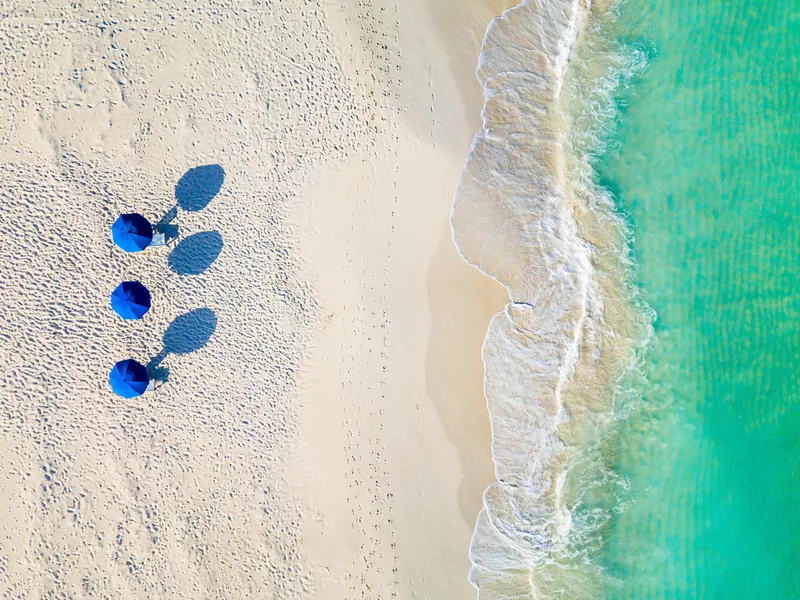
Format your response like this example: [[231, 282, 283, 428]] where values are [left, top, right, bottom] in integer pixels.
[[452, 0, 647, 596]]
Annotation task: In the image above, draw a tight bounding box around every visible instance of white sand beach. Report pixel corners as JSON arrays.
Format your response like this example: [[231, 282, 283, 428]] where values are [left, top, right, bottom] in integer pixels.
[[0, 0, 514, 597]]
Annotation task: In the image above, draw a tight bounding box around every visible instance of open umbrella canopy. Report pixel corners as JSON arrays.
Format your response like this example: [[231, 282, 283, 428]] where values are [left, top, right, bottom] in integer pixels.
[[111, 281, 151, 320], [109, 359, 150, 398], [112, 213, 153, 252]]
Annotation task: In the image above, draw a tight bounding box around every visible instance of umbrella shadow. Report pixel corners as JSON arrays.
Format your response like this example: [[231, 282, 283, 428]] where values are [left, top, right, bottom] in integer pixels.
[[154, 206, 180, 243], [148, 308, 218, 369], [168, 231, 224, 276], [148, 364, 171, 386], [152, 164, 225, 242], [175, 164, 225, 212]]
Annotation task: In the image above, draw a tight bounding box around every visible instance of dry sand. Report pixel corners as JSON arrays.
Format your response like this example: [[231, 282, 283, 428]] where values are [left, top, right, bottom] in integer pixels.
[[0, 0, 514, 597]]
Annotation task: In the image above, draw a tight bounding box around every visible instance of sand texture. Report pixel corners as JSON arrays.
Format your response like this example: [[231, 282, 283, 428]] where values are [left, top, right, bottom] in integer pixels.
[[0, 0, 515, 597]]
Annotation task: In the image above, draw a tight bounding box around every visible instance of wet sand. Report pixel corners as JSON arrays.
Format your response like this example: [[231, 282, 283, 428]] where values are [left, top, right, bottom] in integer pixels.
[[293, 0, 514, 597]]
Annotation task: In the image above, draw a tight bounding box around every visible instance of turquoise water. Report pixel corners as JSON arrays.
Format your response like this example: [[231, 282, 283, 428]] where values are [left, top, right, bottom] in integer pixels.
[[594, 0, 800, 597]]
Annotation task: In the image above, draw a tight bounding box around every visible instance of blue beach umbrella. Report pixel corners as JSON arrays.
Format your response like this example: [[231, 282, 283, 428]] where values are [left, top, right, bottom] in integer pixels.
[[109, 359, 150, 398], [112, 213, 153, 252], [110, 281, 151, 320]]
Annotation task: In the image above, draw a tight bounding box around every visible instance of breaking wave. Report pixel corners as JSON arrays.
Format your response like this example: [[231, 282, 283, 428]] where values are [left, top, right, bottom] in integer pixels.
[[451, 0, 654, 597]]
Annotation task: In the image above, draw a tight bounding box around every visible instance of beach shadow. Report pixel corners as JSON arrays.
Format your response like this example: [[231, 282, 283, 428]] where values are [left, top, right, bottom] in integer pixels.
[[175, 164, 225, 212], [149, 308, 218, 368], [154, 206, 180, 243], [147, 365, 171, 387], [168, 231, 223, 275], [151, 164, 224, 241]]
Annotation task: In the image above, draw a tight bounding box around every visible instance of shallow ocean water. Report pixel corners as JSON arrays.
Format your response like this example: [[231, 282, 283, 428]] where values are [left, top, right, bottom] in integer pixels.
[[456, 0, 800, 596], [594, 0, 800, 597]]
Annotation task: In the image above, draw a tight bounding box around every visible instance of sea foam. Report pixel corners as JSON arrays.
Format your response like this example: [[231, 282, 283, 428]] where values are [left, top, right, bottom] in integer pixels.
[[452, 0, 652, 597]]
